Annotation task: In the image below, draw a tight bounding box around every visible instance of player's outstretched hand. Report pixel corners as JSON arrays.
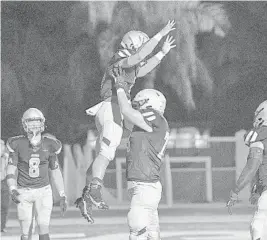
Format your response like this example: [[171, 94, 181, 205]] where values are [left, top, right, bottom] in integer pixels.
[[59, 196, 68, 216], [162, 35, 176, 55], [75, 197, 94, 224], [11, 189, 20, 204], [226, 190, 238, 215], [112, 66, 128, 90], [160, 20, 176, 37]]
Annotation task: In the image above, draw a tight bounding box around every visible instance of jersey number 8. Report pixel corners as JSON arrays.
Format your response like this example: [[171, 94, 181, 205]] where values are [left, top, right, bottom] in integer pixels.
[[29, 157, 40, 178]]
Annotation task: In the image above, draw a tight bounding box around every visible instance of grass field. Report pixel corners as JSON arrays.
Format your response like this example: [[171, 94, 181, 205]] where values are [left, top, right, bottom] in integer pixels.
[[1, 203, 265, 240]]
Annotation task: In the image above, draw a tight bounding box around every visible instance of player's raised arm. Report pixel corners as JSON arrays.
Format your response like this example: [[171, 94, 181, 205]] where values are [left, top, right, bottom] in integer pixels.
[[137, 35, 176, 78], [112, 67, 152, 132], [118, 20, 176, 68]]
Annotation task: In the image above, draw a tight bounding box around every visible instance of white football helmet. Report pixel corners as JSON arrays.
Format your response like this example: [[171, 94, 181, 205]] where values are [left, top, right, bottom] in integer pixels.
[[22, 108, 45, 146], [253, 100, 267, 128], [120, 30, 149, 53], [132, 89, 166, 114]]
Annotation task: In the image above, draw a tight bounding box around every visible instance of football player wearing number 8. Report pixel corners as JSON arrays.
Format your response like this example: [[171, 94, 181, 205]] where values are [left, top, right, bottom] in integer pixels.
[[6, 108, 67, 240], [112, 67, 170, 240]]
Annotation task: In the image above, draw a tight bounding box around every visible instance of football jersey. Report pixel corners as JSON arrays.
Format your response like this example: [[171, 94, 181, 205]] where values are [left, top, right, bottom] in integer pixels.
[[6, 134, 62, 189], [245, 126, 267, 192], [100, 50, 141, 101], [126, 108, 170, 182]]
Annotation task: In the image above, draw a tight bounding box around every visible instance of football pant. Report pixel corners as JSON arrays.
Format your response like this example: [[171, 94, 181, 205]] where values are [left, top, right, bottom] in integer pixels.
[[95, 99, 123, 161], [17, 185, 53, 237], [250, 190, 267, 240], [127, 181, 162, 240]]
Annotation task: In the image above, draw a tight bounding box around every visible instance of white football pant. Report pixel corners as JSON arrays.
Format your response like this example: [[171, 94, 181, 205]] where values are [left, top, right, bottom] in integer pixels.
[[127, 181, 162, 240], [250, 190, 267, 240]]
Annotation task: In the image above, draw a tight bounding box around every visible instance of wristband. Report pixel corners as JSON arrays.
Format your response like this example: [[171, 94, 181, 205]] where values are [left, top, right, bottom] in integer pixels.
[[59, 190, 66, 198], [155, 51, 165, 61], [154, 33, 162, 42]]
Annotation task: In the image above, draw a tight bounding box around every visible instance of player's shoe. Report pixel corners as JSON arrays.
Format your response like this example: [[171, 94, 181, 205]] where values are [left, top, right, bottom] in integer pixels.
[[74, 197, 94, 224], [83, 185, 109, 210]]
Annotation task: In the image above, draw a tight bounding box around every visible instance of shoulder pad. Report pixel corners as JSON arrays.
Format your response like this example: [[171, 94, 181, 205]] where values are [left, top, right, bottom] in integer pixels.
[[6, 135, 26, 152], [244, 127, 267, 146], [42, 133, 62, 154]]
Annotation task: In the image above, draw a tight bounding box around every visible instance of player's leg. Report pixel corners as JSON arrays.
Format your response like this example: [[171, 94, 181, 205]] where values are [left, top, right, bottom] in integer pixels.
[[127, 183, 149, 240], [17, 189, 35, 240], [250, 190, 267, 240], [86, 101, 123, 208], [34, 185, 53, 240], [145, 182, 162, 240], [1, 179, 10, 232]]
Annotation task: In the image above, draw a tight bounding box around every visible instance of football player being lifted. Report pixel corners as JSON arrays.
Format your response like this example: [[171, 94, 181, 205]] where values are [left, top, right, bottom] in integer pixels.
[[227, 100, 267, 240], [76, 20, 176, 220], [6, 108, 67, 240], [113, 67, 169, 240]]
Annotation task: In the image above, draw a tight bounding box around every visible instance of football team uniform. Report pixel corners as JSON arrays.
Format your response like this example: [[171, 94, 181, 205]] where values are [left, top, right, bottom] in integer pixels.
[[126, 108, 169, 240], [6, 134, 62, 235], [88, 50, 143, 161], [245, 126, 267, 238]]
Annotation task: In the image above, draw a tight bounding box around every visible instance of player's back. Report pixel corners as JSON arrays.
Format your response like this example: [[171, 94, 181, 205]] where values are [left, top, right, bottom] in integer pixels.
[[7, 134, 61, 189], [126, 109, 169, 183], [100, 51, 140, 101], [245, 126, 267, 192]]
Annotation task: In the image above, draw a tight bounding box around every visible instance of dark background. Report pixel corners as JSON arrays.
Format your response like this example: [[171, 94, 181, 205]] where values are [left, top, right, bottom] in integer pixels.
[[1, 1, 267, 144]]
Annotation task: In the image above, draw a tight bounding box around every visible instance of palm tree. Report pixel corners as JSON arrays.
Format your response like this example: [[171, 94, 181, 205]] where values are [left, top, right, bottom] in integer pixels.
[[89, 0, 230, 110]]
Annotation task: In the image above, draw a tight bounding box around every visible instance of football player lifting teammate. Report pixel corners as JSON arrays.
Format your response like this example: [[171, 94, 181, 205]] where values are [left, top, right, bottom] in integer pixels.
[[76, 20, 176, 223]]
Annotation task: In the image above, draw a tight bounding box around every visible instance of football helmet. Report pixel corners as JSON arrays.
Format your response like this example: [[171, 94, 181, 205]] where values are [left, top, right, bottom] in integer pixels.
[[120, 30, 149, 53], [253, 100, 267, 128], [132, 89, 166, 114], [22, 108, 45, 146]]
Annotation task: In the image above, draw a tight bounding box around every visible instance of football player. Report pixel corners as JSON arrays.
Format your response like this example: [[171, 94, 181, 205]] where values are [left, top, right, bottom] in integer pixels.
[[227, 100, 267, 240], [6, 108, 67, 240], [112, 67, 169, 240], [1, 139, 10, 232], [77, 20, 176, 220]]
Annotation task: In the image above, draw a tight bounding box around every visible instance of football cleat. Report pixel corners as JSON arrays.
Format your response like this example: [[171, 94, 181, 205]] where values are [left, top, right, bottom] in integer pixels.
[[83, 185, 109, 210], [74, 197, 94, 224]]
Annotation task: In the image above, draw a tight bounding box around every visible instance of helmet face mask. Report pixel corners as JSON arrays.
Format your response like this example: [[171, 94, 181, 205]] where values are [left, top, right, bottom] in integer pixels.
[[22, 108, 45, 146], [253, 100, 267, 128]]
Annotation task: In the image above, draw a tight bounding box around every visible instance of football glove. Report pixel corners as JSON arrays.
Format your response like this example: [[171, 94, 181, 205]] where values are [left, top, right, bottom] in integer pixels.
[[226, 190, 238, 215], [11, 189, 20, 204], [112, 66, 128, 91], [75, 196, 94, 224], [59, 196, 68, 216]]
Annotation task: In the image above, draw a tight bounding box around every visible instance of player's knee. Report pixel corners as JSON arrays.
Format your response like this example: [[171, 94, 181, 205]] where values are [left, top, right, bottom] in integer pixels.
[[128, 208, 148, 240], [38, 223, 49, 235], [99, 146, 116, 161]]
